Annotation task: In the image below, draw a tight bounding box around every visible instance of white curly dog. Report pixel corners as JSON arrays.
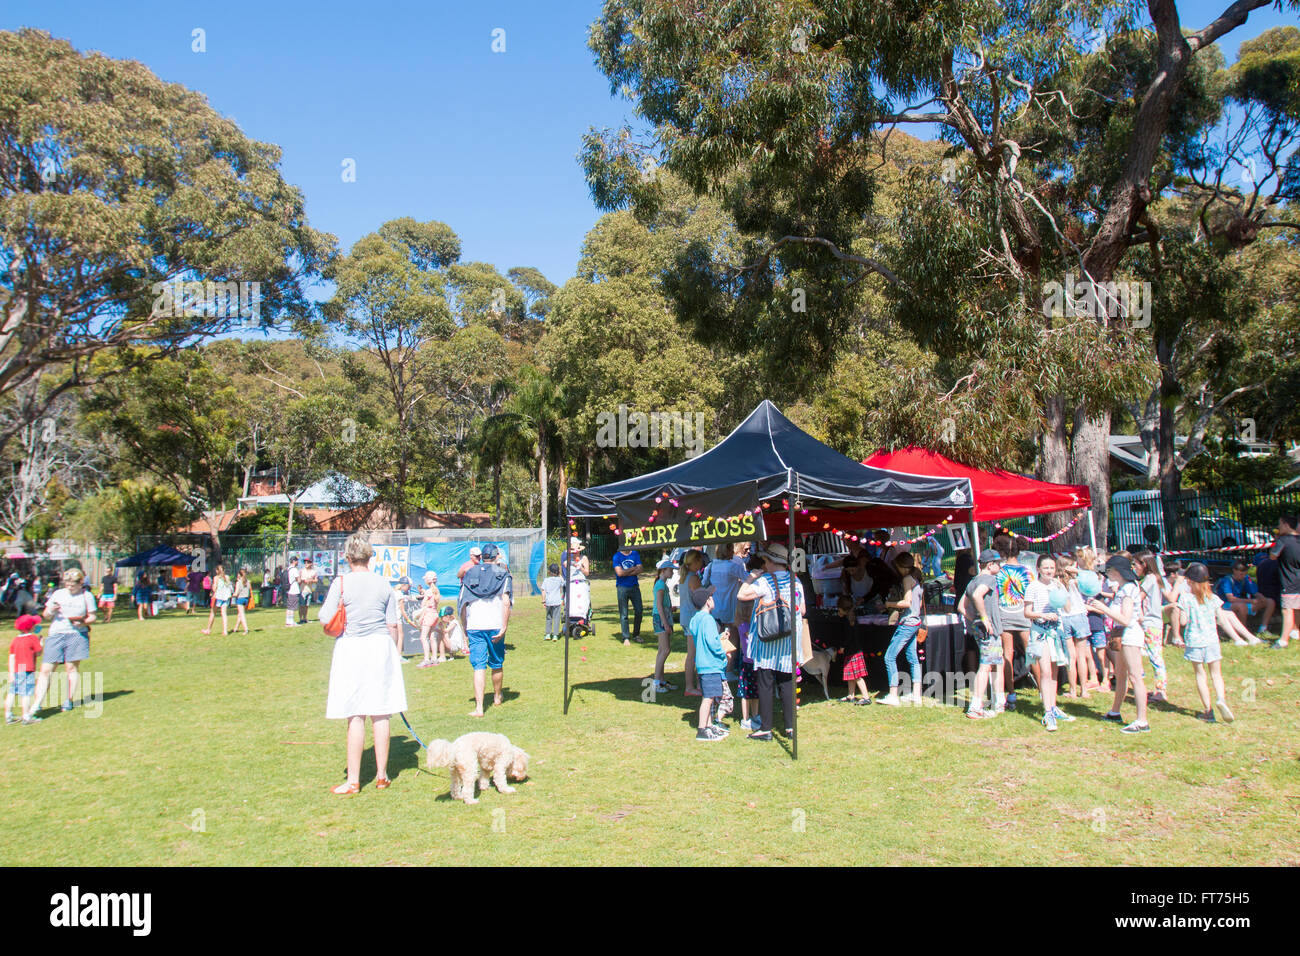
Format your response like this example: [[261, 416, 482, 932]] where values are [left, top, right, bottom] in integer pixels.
[[426, 732, 530, 804]]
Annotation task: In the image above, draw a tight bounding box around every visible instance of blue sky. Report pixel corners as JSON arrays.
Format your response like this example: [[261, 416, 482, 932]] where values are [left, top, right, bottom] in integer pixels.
[[3, 1, 1294, 287]]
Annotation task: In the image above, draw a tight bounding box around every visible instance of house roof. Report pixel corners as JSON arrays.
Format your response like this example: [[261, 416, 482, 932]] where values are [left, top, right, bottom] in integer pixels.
[[238, 473, 375, 508]]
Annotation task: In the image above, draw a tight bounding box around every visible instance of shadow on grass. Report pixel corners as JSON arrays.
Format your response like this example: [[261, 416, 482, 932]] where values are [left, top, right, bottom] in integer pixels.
[[30, 689, 134, 719]]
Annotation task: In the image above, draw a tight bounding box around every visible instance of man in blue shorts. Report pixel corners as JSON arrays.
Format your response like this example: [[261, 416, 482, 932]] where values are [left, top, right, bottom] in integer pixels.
[[458, 543, 513, 717]]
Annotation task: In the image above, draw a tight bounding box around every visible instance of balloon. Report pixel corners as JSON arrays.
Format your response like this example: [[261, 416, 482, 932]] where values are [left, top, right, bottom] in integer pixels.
[[1076, 570, 1102, 598]]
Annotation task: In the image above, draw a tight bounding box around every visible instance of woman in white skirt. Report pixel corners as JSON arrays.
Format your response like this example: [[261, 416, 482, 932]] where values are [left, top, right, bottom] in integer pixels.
[[321, 534, 407, 795]]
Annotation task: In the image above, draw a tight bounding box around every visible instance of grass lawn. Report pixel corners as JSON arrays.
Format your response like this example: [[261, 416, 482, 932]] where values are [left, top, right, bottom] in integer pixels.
[[3, 579, 1298, 866]]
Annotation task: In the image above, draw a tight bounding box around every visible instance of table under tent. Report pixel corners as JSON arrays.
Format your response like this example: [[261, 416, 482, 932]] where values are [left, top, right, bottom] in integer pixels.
[[563, 400, 977, 759]]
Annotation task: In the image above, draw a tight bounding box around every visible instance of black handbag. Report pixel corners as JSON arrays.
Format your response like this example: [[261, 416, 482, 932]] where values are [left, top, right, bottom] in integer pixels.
[[751, 573, 793, 644]]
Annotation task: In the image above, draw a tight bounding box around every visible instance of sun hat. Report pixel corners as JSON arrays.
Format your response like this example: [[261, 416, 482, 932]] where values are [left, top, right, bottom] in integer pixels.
[[757, 541, 790, 564], [977, 548, 1002, 566], [569, 536, 585, 551], [656, 556, 674, 570], [1105, 554, 1138, 582], [1185, 562, 1210, 584], [469, 546, 482, 557]]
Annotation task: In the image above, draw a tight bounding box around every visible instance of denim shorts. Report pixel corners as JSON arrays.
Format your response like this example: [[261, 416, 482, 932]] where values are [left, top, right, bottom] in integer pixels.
[[1184, 643, 1222, 664], [9, 670, 35, 695], [1061, 613, 1091, 641], [1089, 630, 1108, 650], [699, 671, 723, 699], [467, 629, 506, 670]]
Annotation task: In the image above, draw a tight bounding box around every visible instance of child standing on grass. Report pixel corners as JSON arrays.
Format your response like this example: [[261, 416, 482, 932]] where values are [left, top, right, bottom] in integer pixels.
[[689, 595, 729, 742], [1056, 557, 1095, 697], [650, 558, 676, 693], [1178, 563, 1235, 723], [6, 614, 43, 725], [836, 593, 871, 704], [203, 565, 232, 635], [959, 549, 1005, 719], [541, 564, 564, 641], [1135, 553, 1170, 703], [233, 567, 251, 635], [1089, 555, 1150, 734], [734, 593, 760, 730], [1024, 555, 1075, 732]]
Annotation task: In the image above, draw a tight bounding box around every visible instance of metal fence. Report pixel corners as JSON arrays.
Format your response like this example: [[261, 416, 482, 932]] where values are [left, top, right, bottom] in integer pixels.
[[1104, 487, 1299, 562]]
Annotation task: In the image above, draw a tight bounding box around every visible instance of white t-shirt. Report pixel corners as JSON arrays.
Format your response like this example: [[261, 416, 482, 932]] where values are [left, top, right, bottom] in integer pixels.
[[1024, 580, 1065, 628], [46, 588, 96, 635], [464, 592, 508, 632], [1109, 582, 1146, 644], [288, 566, 302, 596]]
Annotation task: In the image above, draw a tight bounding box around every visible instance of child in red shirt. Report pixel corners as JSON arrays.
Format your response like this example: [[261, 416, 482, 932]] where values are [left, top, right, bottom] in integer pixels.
[[6, 614, 43, 725]]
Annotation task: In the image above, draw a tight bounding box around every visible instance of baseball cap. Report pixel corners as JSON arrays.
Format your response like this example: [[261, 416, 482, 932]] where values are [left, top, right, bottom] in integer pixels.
[[439, 606, 455, 617], [656, 556, 673, 570], [15, 614, 42, 633], [1184, 562, 1210, 583], [977, 549, 1002, 565], [469, 546, 482, 557], [481, 543, 499, 560]]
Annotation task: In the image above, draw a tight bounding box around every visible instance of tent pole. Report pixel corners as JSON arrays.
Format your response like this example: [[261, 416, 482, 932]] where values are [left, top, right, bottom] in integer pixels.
[[562, 523, 571, 715], [969, 520, 980, 555], [787, 471, 797, 762], [1087, 510, 1097, 551]]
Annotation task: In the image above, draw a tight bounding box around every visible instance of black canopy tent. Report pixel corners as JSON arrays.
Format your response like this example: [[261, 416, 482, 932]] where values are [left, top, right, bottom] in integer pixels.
[[115, 545, 193, 568], [562, 401, 975, 758]]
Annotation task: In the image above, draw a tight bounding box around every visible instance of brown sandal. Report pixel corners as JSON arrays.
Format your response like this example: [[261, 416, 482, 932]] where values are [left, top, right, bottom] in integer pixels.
[[374, 777, 391, 790], [331, 782, 360, 796]]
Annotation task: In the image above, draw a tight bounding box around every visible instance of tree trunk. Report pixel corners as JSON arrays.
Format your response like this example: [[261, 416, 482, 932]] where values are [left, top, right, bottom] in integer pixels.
[[1070, 408, 1112, 550], [493, 462, 501, 525], [1040, 396, 1069, 533], [284, 494, 296, 564], [538, 448, 549, 542], [206, 511, 224, 568], [556, 459, 568, 515], [1157, 335, 1187, 550]]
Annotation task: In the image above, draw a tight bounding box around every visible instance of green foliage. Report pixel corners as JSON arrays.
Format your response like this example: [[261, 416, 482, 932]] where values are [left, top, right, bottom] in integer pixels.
[[0, 28, 335, 455]]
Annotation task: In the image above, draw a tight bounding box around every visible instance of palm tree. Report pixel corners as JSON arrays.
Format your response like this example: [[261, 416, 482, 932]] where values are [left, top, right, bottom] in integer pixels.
[[489, 366, 567, 540]]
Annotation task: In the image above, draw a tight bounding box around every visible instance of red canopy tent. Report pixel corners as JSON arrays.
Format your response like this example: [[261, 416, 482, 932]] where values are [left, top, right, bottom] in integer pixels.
[[855, 447, 1094, 551], [861, 448, 1090, 521]]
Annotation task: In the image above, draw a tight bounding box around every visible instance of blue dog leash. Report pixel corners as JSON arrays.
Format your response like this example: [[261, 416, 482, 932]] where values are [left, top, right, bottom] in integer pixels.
[[399, 712, 429, 750]]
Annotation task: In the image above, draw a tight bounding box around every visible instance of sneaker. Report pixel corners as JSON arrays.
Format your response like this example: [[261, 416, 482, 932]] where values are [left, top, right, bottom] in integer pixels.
[[1120, 721, 1150, 734], [60, 701, 74, 713], [993, 697, 1007, 714], [740, 716, 761, 731], [1103, 711, 1124, 722], [747, 730, 773, 741], [21, 715, 40, 724], [711, 722, 730, 737], [1147, 691, 1167, 703], [1215, 698, 1235, 722], [4, 714, 16, 724], [878, 694, 900, 706], [1051, 706, 1076, 723], [966, 708, 992, 719], [854, 696, 872, 706], [695, 727, 724, 742], [1197, 709, 1216, 723], [655, 680, 677, 693], [1042, 713, 1058, 732]]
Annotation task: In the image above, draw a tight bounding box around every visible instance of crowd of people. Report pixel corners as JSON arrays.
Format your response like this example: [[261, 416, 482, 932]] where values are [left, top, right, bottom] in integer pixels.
[[562, 512, 1300, 743]]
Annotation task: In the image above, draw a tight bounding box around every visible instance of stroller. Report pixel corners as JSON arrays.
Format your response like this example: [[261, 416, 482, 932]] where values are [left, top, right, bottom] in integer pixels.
[[566, 573, 594, 638]]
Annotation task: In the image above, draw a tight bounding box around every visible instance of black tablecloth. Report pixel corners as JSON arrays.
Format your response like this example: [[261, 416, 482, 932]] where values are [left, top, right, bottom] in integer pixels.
[[807, 613, 966, 696]]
